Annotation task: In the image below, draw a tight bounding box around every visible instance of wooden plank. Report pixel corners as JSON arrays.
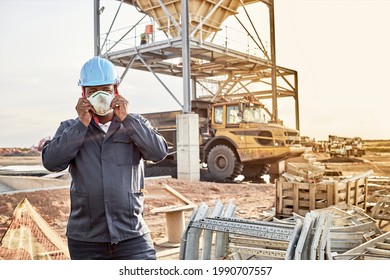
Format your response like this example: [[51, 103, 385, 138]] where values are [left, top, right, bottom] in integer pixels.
[[293, 183, 299, 213], [309, 184, 315, 211], [162, 183, 195, 205], [363, 177, 368, 210], [354, 180, 359, 206], [151, 204, 196, 213], [282, 207, 293, 215], [276, 180, 283, 214], [346, 181, 352, 205]]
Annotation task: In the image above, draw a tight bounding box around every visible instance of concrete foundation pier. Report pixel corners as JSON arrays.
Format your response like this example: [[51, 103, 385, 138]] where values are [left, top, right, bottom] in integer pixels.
[[176, 113, 200, 181]]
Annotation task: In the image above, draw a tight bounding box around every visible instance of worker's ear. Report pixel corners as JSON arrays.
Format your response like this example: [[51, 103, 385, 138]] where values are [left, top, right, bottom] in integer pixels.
[[114, 85, 119, 96], [81, 87, 86, 98]]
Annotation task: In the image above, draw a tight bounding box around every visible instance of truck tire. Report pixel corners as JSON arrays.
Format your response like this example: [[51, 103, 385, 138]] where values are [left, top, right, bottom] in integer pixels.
[[207, 145, 240, 181]]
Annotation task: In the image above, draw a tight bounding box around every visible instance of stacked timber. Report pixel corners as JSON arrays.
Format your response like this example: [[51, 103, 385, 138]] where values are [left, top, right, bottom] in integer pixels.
[[276, 164, 373, 216]]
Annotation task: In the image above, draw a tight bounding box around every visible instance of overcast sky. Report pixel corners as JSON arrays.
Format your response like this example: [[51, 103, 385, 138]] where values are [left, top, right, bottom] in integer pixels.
[[0, 0, 389, 148]]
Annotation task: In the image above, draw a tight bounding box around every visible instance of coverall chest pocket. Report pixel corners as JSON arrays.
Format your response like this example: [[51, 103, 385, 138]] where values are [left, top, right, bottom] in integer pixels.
[[113, 134, 141, 165]]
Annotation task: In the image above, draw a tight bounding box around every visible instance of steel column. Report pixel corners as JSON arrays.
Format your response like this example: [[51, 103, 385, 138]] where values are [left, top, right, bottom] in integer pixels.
[[93, 0, 100, 56], [181, 0, 191, 113], [269, 0, 277, 122]]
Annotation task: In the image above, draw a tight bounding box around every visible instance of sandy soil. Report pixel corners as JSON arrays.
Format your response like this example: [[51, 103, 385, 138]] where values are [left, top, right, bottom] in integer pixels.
[[0, 151, 389, 259]]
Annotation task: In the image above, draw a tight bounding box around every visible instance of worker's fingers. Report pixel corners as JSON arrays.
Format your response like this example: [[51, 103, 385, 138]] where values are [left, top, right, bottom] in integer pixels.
[[76, 98, 95, 113], [111, 96, 129, 111], [76, 98, 94, 126], [111, 95, 129, 108], [111, 95, 129, 121]]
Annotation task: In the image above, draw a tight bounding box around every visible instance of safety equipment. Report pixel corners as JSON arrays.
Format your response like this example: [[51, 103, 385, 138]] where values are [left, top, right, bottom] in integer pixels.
[[78, 56, 120, 86], [87, 91, 114, 116]]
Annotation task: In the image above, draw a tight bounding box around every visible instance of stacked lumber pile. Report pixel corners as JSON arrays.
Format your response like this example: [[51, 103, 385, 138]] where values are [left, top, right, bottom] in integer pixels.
[[276, 168, 372, 216], [281, 162, 326, 183]]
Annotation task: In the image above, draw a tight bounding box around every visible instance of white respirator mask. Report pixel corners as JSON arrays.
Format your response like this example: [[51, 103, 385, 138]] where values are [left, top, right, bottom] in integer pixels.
[[87, 91, 114, 116]]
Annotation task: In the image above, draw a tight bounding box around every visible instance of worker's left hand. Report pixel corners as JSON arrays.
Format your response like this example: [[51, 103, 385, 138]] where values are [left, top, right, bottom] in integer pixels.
[[111, 95, 129, 121]]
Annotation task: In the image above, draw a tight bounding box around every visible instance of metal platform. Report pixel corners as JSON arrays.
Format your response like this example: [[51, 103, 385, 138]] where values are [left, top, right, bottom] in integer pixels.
[[106, 36, 298, 101]]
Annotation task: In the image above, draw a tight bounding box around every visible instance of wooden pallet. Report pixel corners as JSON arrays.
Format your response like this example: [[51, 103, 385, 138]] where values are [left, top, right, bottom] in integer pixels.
[[276, 171, 371, 216]]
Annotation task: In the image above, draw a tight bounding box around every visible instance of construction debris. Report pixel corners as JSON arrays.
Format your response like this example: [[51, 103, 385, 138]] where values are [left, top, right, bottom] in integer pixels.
[[277, 204, 382, 254], [371, 196, 390, 229], [0, 157, 389, 261], [180, 200, 333, 260], [335, 231, 390, 260], [180, 200, 388, 260]]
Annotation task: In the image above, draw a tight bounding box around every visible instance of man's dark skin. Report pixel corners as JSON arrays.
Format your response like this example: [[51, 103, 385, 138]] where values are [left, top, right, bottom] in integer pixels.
[[75, 84, 129, 126]]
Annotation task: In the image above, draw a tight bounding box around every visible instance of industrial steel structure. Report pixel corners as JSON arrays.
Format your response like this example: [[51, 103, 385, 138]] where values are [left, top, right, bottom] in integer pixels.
[[93, 0, 300, 129]]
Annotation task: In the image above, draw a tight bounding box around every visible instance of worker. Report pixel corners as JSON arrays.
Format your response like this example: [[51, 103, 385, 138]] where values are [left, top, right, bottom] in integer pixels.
[[140, 33, 147, 45], [41, 56, 168, 260]]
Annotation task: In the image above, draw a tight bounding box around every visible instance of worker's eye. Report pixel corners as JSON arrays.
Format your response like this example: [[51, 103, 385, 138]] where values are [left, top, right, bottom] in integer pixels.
[[103, 88, 114, 93]]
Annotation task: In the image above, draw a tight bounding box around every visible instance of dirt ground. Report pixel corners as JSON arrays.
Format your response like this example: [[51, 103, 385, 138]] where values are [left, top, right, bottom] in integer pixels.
[[0, 151, 389, 259]]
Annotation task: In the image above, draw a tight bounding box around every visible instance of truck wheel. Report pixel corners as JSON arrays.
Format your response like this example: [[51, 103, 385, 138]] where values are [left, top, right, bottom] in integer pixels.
[[207, 145, 240, 181]]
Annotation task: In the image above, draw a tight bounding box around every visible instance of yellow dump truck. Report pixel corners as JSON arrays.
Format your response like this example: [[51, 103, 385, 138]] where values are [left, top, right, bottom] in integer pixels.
[[142, 98, 304, 181]]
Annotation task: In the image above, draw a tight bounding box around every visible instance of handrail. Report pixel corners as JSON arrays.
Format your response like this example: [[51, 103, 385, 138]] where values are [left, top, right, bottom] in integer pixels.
[[101, 15, 268, 60]]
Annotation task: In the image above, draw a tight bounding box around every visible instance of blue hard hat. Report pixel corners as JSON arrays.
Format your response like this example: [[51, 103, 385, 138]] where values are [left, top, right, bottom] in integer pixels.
[[78, 56, 120, 86]]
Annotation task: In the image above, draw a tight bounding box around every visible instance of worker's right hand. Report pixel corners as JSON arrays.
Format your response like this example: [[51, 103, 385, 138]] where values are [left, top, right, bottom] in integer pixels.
[[76, 98, 95, 127]]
